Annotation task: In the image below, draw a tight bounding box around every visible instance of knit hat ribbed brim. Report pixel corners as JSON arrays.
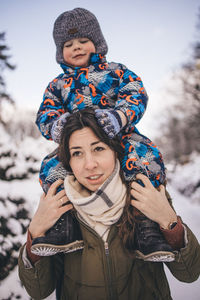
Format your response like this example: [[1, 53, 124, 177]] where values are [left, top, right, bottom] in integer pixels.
[[53, 7, 108, 64]]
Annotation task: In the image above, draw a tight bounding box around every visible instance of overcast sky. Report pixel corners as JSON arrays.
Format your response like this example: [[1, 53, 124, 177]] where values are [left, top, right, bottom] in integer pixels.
[[1, 0, 199, 134]]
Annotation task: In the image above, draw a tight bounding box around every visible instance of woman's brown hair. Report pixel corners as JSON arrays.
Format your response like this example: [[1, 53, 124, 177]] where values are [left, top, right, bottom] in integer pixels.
[[58, 108, 124, 171], [58, 108, 136, 254]]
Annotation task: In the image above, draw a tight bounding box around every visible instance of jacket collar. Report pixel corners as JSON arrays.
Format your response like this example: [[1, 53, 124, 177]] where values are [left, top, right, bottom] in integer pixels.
[[60, 53, 107, 75]]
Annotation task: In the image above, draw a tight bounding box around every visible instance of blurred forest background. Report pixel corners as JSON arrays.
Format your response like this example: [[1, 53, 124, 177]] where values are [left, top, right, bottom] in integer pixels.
[[0, 7, 200, 300]]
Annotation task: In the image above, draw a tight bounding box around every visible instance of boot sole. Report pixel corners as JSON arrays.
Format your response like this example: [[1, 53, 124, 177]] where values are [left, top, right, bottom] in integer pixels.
[[135, 250, 175, 262], [31, 240, 84, 256]]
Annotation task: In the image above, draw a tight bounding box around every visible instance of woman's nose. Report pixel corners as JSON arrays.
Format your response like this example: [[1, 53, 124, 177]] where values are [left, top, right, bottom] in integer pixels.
[[84, 154, 97, 170]]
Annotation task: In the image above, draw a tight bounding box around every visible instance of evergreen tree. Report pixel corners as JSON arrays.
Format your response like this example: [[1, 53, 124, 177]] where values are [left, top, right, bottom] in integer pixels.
[[0, 32, 15, 124]]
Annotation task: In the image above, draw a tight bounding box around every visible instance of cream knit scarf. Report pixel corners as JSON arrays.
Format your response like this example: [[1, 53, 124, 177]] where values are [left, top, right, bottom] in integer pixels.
[[64, 160, 127, 241]]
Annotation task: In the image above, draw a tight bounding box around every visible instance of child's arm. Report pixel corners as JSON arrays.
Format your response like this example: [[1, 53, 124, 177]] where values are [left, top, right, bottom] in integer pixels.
[[36, 76, 69, 142], [115, 64, 148, 128], [95, 64, 148, 138]]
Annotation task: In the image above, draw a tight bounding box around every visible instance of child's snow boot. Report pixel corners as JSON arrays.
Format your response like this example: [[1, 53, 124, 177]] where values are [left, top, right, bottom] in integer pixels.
[[133, 214, 175, 262], [31, 154, 84, 256], [31, 211, 84, 256]]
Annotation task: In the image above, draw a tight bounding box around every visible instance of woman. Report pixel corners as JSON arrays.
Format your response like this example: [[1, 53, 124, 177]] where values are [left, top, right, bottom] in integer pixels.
[[18, 109, 200, 300]]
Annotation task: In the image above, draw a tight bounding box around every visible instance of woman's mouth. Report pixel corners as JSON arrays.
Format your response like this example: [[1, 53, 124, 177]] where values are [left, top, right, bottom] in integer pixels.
[[86, 174, 103, 183]]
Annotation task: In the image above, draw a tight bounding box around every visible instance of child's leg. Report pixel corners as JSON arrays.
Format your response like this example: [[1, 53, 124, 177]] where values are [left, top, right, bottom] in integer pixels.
[[121, 131, 166, 187], [121, 131, 175, 262], [39, 147, 68, 193], [31, 149, 83, 256]]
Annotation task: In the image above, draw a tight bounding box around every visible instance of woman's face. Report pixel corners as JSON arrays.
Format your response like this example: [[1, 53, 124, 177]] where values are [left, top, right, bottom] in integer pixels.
[[69, 127, 116, 191]]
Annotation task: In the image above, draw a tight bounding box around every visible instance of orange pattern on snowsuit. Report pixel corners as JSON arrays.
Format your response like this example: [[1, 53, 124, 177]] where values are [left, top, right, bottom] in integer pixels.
[[37, 53, 165, 191]]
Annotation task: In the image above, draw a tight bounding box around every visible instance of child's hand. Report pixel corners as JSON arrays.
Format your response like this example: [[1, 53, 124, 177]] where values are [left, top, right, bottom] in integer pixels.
[[95, 109, 123, 138], [51, 112, 70, 143]]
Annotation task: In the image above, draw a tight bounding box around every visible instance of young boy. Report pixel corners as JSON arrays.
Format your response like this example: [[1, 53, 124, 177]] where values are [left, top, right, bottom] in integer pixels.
[[31, 8, 175, 262]]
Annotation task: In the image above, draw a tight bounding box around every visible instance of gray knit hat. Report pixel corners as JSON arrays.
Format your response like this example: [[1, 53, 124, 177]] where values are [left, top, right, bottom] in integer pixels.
[[53, 7, 108, 64]]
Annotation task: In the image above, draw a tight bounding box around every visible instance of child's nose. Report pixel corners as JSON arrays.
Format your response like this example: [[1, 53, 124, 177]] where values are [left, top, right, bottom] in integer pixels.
[[73, 41, 81, 50]]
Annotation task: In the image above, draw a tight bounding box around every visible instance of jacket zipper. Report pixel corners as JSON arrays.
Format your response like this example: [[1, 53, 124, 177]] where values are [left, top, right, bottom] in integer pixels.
[[77, 217, 116, 299], [104, 241, 114, 300]]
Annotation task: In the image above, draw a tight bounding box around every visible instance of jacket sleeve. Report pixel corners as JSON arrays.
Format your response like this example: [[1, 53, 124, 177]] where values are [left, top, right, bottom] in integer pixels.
[[18, 244, 63, 299], [114, 64, 148, 128], [35, 76, 66, 141], [166, 224, 200, 283]]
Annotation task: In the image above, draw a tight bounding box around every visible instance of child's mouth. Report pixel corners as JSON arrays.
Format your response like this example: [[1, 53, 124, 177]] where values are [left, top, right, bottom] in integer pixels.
[[74, 54, 85, 59]]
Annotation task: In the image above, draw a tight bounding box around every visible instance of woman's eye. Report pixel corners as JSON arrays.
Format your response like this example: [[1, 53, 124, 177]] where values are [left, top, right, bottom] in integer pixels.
[[94, 146, 104, 152], [71, 151, 81, 157]]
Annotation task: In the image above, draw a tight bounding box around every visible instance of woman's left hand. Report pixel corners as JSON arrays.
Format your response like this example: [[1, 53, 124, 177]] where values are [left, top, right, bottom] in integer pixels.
[[130, 174, 177, 229]]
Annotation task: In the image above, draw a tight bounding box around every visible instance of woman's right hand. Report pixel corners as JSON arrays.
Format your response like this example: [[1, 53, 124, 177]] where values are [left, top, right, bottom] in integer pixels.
[[29, 179, 73, 239], [130, 174, 177, 229]]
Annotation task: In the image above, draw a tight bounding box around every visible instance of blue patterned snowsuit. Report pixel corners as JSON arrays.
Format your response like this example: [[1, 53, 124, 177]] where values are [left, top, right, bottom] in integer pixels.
[[36, 54, 165, 193]]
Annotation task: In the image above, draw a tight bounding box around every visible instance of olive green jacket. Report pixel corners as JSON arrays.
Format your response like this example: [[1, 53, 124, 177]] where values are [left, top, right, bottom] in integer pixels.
[[18, 221, 200, 300]]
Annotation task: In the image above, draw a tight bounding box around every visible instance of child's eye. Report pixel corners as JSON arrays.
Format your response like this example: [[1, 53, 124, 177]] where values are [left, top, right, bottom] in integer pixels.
[[64, 43, 72, 48], [80, 39, 89, 44]]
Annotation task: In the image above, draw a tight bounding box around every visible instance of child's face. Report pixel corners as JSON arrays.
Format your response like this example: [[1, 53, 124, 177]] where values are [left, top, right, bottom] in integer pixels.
[[63, 38, 96, 67]]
